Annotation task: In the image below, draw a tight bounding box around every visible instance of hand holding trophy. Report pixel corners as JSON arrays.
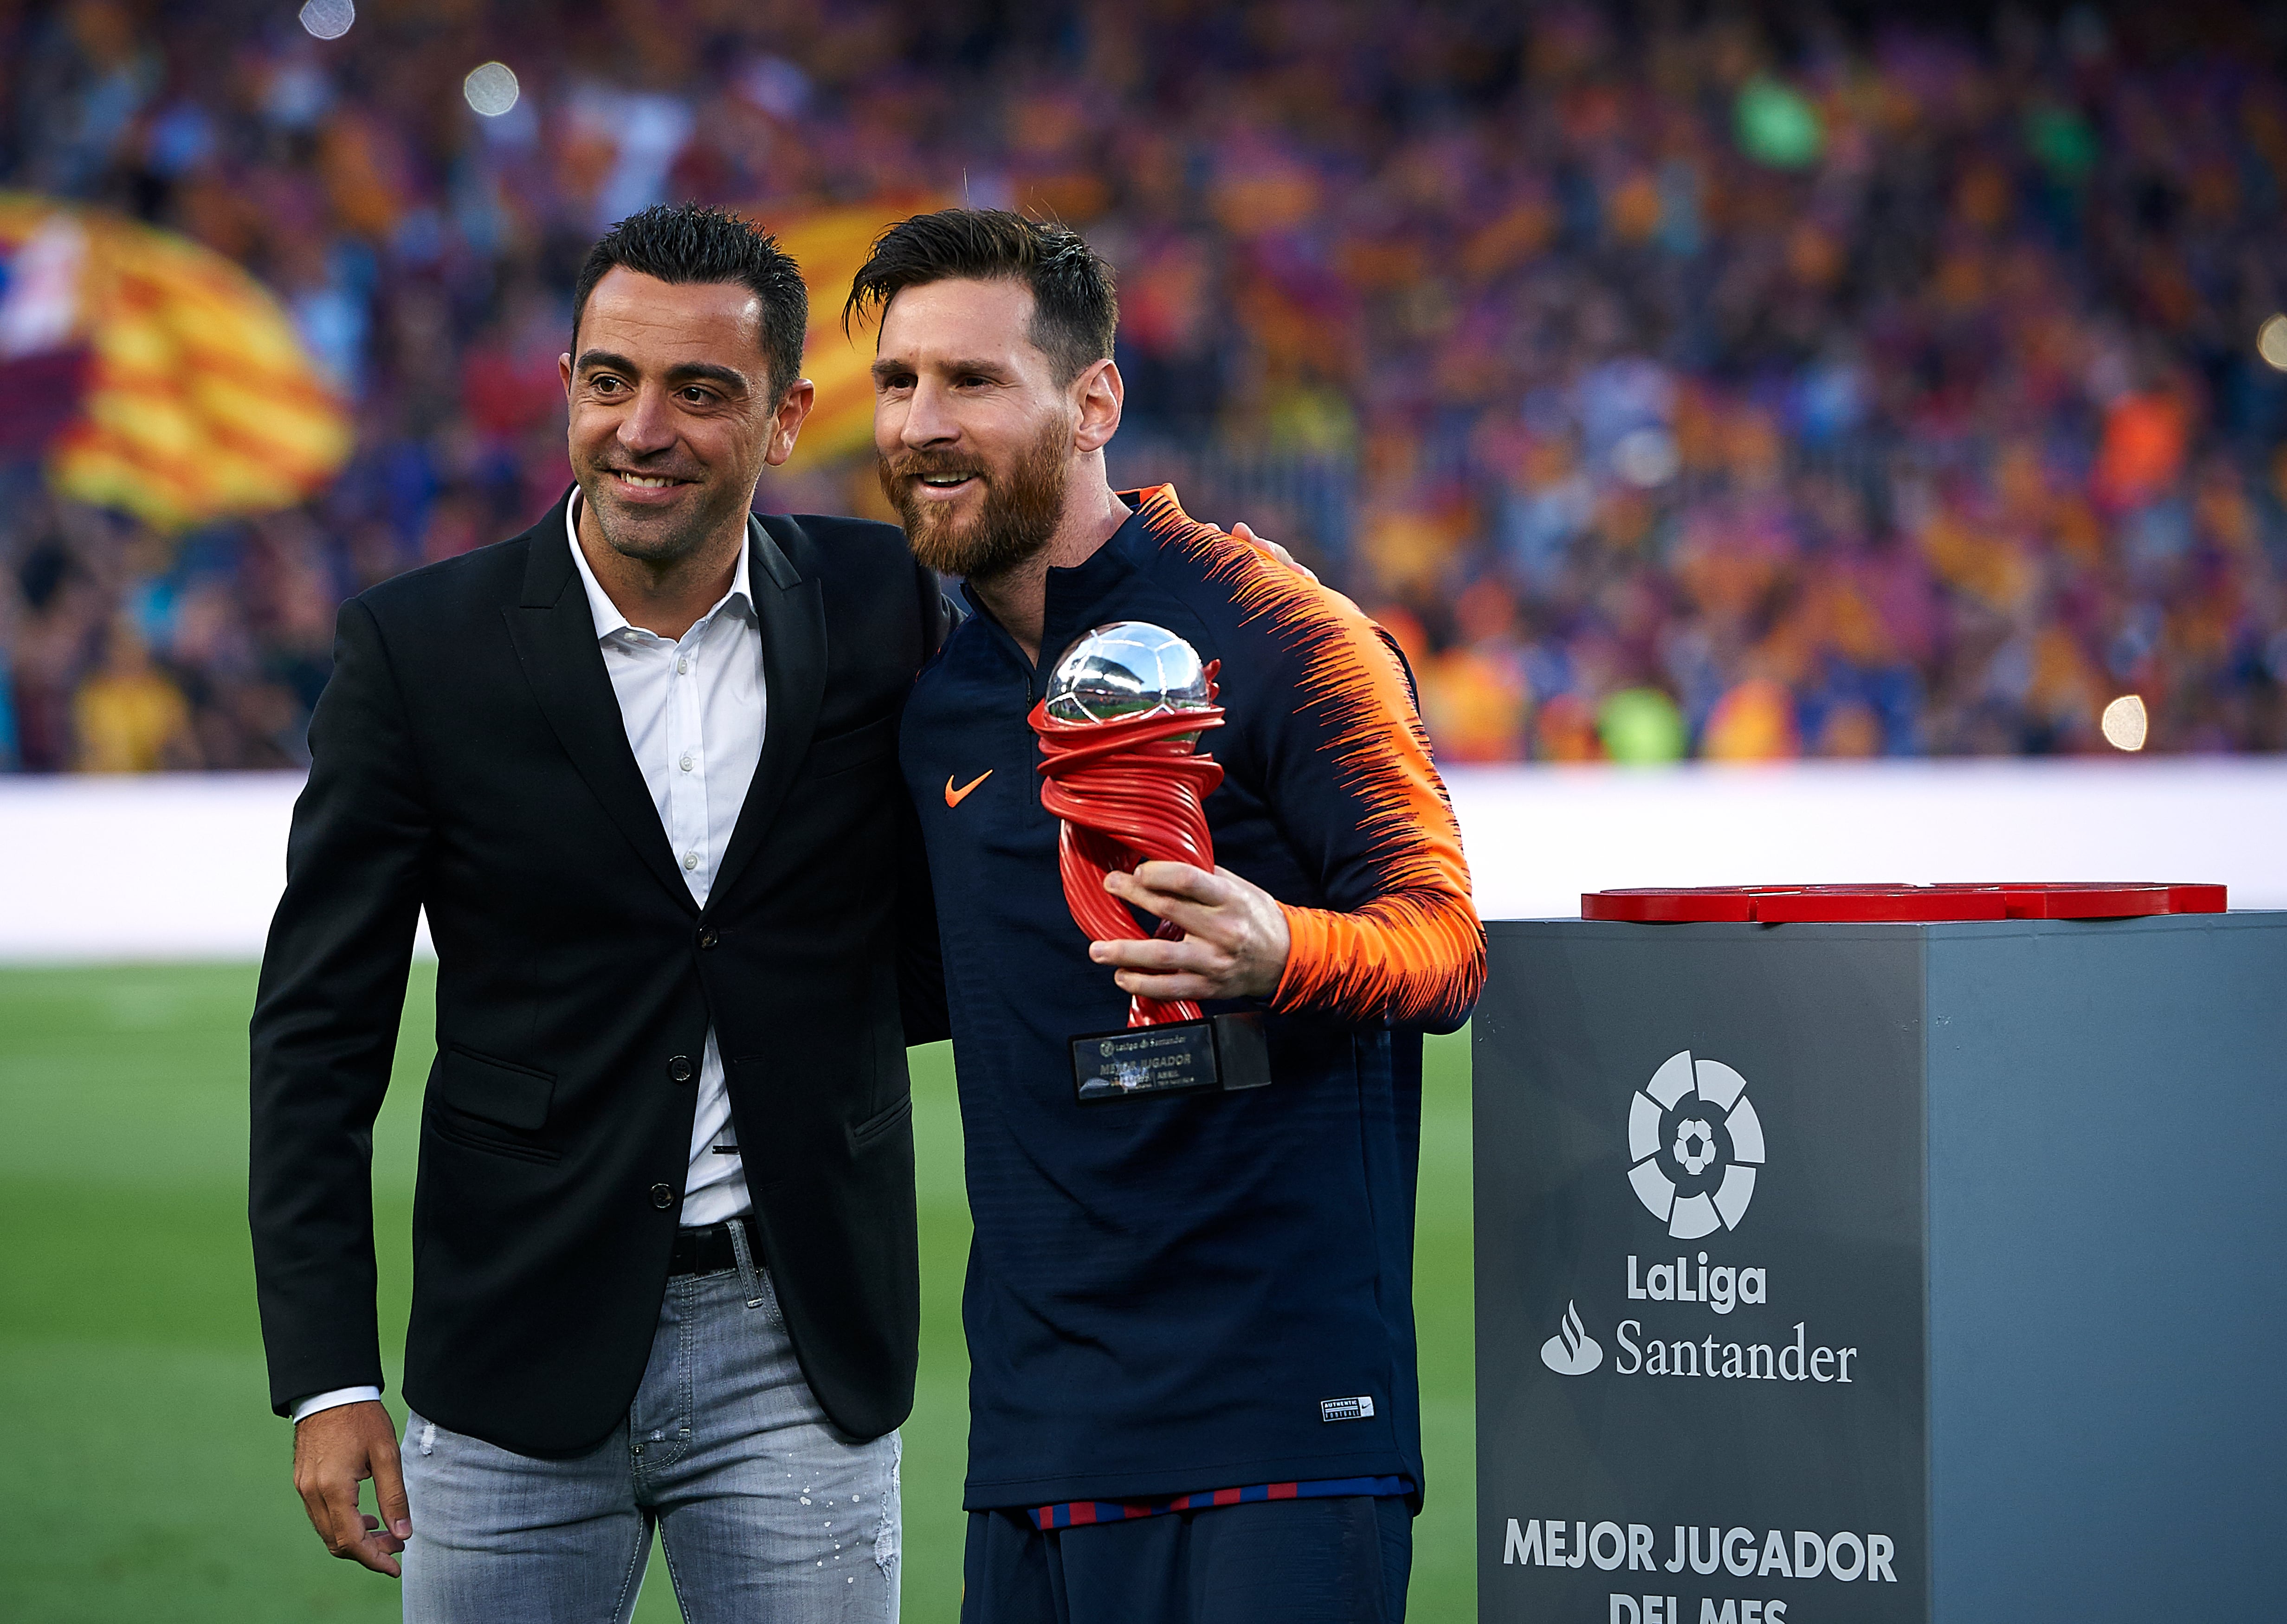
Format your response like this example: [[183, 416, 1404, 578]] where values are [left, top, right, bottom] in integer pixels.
[[1031, 623, 1273, 1101]]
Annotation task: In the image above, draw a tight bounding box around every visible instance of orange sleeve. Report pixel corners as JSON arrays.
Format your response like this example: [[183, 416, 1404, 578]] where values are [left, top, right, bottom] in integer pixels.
[[1271, 830, 1483, 1029], [1265, 622, 1484, 1028], [1137, 487, 1486, 1030]]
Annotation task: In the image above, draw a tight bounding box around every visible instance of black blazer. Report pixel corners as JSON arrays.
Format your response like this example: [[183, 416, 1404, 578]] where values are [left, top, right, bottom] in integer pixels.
[[250, 494, 950, 1457]]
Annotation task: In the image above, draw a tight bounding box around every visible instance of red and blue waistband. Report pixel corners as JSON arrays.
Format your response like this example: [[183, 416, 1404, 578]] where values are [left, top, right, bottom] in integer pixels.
[[1029, 1475, 1412, 1531]]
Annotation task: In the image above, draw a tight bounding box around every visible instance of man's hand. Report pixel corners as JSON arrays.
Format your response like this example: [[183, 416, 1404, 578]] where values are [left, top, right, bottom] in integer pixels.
[[1093, 861, 1292, 1003], [293, 1400, 411, 1577], [1230, 522, 1317, 584]]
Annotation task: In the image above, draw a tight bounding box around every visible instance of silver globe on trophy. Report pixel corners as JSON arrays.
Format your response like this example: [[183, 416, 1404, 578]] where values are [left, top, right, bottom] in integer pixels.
[[1029, 622, 1272, 1101], [1042, 621, 1216, 727]]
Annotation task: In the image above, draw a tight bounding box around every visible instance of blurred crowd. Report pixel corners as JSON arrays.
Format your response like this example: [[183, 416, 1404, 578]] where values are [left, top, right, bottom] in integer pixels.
[[4, 0, 2287, 770]]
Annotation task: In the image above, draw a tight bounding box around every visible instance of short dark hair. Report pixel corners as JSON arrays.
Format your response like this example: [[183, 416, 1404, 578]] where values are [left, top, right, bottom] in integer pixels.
[[572, 204, 808, 401], [844, 209, 1117, 385]]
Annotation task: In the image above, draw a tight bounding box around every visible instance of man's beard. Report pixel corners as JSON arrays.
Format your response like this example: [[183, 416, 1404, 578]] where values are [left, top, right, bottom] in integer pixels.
[[881, 419, 1070, 582]]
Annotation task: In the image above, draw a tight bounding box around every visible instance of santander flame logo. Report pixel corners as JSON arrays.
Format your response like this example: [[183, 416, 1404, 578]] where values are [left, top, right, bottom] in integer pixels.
[[1539, 1299, 1603, 1376]]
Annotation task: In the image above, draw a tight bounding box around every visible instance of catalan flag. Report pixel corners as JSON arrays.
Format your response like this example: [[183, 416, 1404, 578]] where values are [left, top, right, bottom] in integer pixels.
[[0, 193, 351, 531], [757, 195, 938, 463]]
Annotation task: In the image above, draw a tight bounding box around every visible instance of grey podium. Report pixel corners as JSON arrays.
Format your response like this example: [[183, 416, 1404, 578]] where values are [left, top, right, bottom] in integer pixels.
[[1472, 907, 2287, 1624]]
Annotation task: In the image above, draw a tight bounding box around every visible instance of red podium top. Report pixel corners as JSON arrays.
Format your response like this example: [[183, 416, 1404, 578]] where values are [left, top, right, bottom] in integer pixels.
[[1581, 883, 2229, 923]]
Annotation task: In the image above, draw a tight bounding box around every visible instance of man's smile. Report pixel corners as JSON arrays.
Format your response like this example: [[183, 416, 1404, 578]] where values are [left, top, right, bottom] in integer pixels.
[[603, 469, 698, 503]]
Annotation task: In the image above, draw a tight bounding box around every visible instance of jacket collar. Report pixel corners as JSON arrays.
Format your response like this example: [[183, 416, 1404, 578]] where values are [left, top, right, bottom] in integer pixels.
[[711, 512, 823, 904], [560, 490, 756, 642], [503, 490, 822, 914]]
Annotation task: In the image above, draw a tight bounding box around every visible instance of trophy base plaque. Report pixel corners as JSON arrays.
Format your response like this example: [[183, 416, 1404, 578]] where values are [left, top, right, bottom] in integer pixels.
[[1072, 1011, 1273, 1102]]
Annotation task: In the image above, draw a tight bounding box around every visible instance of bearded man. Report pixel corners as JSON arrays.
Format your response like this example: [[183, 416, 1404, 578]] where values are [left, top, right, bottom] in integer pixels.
[[855, 209, 1486, 1624]]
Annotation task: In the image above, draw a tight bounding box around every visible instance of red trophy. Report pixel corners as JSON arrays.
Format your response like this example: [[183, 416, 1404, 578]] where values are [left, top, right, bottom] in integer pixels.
[[1030, 622, 1273, 1102]]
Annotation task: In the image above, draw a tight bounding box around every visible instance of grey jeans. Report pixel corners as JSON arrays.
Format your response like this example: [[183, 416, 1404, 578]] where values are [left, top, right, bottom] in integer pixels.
[[400, 1227, 900, 1623]]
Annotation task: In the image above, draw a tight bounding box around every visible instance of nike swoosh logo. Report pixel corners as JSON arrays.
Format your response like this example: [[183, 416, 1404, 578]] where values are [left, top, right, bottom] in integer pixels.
[[945, 770, 993, 808]]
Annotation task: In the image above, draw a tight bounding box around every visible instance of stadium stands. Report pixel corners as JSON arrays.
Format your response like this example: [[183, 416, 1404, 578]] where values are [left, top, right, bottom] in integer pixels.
[[2, 0, 2285, 767]]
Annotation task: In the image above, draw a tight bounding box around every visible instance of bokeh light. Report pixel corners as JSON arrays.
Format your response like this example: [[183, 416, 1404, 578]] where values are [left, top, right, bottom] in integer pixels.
[[1735, 77, 1823, 168], [463, 62, 520, 118], [2257, 314, 2287, 373], [297, 0, 353, 39], [1598, 687, 1689, 765], [2100, 695, 2148, 752], [1612, 426, 1681, 488]]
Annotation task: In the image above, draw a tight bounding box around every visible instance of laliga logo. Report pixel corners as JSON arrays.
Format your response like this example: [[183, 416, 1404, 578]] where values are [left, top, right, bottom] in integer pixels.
[[1540, 1299, 1602, 1375], [1628, 1050, 1765, 1240]]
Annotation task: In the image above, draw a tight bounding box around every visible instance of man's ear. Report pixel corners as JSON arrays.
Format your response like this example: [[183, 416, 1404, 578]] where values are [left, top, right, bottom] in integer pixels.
[[1072, 358, 1123, 453], [765, 379, 817, 467]]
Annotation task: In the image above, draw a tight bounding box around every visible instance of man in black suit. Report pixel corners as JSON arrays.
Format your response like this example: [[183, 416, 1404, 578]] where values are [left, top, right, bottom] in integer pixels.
[[249, 204, 946, 1620]]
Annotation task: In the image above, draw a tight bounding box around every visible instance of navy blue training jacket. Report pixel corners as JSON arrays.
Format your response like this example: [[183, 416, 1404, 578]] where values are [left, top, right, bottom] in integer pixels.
[[900, 486, 1484, 1511]]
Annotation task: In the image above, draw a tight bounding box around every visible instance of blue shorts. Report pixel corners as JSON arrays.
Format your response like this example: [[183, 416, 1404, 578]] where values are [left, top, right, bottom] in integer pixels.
[[961, 1494, 1411, 1624]]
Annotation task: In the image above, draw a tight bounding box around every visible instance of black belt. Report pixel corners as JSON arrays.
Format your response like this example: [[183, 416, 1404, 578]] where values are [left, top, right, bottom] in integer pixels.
[[670, 1215, 760, 1277]]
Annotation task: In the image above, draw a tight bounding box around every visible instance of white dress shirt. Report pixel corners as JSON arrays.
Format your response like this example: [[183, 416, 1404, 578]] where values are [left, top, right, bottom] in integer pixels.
[[295, 495, 768, 1424], [563, 493, 765, 1229]]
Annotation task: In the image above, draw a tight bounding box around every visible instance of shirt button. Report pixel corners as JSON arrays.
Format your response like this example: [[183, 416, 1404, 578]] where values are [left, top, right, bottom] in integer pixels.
[[679, 753, 694, 772], [667, 1054, 694, 1083], [676, 657, 690, 675], [649, 1183, 675, 1210], [683, 852, 699, 871]]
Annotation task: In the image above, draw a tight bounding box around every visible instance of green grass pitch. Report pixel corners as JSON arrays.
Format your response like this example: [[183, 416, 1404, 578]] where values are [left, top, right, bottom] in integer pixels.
[[0, 963, 1476, 1621]]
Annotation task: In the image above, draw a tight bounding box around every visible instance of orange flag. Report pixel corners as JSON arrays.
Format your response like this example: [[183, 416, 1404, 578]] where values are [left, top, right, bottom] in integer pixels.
[[753, 195, 938, 463]]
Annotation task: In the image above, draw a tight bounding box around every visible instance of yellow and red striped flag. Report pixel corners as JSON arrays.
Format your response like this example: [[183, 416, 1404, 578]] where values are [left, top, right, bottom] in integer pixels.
[[0, 193, 351, 530]]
